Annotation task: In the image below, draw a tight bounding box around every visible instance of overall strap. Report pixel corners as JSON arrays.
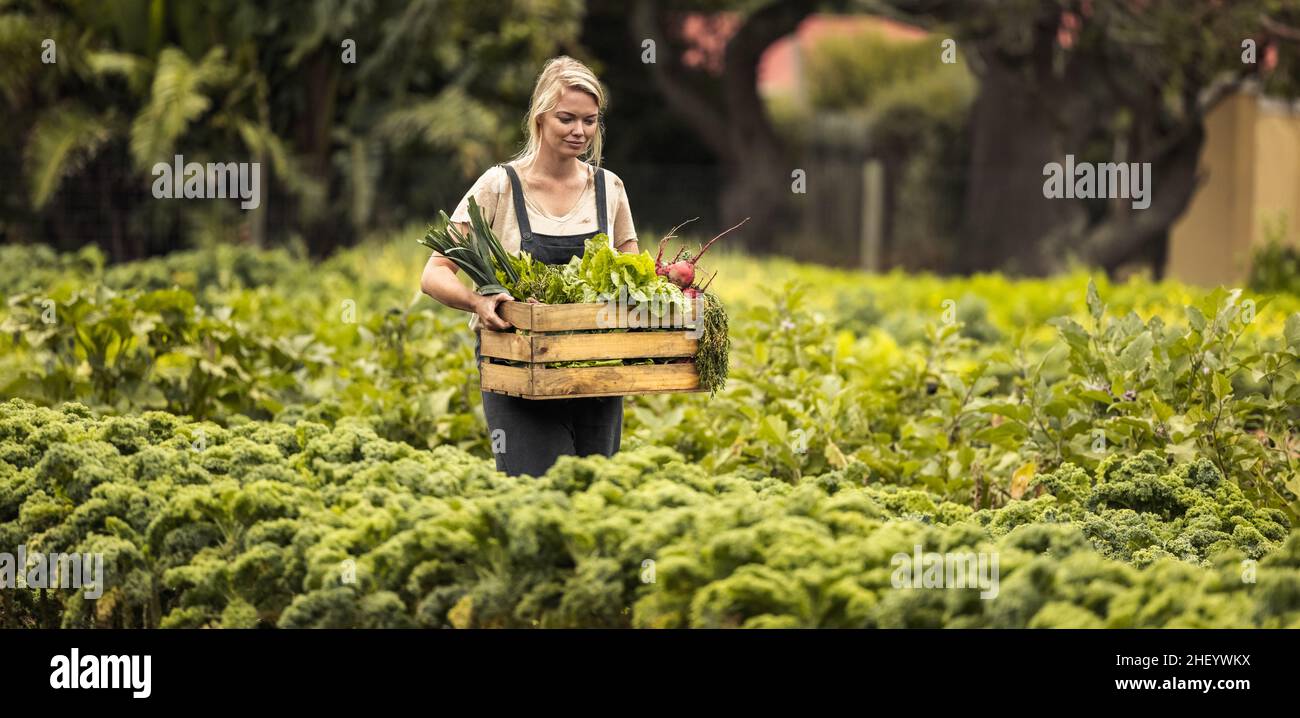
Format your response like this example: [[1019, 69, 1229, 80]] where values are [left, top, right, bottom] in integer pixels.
[[594, 167, 608, 237], [500, 164, 533, 241]]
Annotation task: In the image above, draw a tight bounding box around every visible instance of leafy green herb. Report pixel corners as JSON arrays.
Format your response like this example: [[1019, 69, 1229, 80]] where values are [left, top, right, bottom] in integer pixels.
[[505, 250, 574, 304], [697, 291, 729, 395]]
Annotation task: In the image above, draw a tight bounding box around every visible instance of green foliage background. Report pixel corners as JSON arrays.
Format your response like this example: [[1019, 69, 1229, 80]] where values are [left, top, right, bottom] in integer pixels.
[[1, 231, 1299, 627]]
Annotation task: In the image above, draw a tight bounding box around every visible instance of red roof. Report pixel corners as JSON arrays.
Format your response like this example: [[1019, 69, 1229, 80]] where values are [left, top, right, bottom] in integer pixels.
[[675, 13, 928, 93], [675, 6, 1280, 96], [678, 12, 744, 75], [762, 15, 927, 93]]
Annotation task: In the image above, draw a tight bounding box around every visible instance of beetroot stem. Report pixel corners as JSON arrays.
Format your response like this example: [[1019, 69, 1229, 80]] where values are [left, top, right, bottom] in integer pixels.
[[689, 217, 750, 265]]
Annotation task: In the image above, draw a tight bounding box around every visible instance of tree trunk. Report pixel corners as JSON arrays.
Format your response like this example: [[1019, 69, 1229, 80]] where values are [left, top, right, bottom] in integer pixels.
[[718, 0, 811, 253], [632, 0, 814, 254], [959, 48, 1083, 275], [717, 154, 793, 254], [1082, 123, 1207, 275], [296, 47, 340, 255]]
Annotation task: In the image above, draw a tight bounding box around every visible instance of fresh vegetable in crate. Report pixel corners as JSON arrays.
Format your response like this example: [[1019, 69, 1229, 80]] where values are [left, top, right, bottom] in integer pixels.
[[655, 217, 749, 298], [421, 202, 741, 395], [553, 235, 690, 318], [419, 197, 518, 295]]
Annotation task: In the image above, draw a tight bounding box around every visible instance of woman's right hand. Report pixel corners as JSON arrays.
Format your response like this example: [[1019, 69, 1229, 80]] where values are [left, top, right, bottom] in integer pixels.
[[421, 253, 514, 330], [474, 292, 514, 331]]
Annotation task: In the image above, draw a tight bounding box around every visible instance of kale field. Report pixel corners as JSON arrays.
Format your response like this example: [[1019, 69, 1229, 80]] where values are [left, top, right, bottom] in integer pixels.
[[2, 230, 1299, 628]]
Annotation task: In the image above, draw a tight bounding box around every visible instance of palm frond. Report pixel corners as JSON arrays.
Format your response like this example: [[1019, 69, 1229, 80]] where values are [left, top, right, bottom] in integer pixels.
[[24, 105, 118, 208], [0, 13, 47, 103], [86, 50, 152, 95], [346, 137, 381, 228], [374, 87, 500, 175], [235, 118, 327, 216], [129, 47, 233, 169], [285, 0, 366, 67], [358, 0, 443, 80]]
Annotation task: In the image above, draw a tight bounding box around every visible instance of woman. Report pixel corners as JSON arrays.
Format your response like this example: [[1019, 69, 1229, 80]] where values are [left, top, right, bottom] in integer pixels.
[[420, 56, 640, 478]]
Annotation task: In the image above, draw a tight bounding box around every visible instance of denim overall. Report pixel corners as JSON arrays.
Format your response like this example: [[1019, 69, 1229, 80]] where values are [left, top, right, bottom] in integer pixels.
[[474, 163, 624, 477]]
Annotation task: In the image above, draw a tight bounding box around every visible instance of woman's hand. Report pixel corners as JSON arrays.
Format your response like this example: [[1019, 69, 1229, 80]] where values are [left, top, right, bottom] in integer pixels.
[[474, 292, 515, 331], [421, 250, 514, 331]]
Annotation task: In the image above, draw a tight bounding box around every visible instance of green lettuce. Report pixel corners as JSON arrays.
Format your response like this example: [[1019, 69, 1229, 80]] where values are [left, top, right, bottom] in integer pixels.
[[500, 234, 688, 315], [567, 235, 686, 313]]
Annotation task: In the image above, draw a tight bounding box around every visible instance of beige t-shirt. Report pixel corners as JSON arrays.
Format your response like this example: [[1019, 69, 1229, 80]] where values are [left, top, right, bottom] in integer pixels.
[[445, 160, 639, 330], [449, 160, 637, 251]]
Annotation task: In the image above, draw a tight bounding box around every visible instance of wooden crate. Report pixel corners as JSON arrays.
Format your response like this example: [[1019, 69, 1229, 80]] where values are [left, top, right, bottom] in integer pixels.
[[479, 299, 706, 399]]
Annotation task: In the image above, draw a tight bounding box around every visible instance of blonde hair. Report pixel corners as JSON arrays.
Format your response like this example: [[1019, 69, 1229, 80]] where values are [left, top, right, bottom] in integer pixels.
[[512, 56, 607, 169]]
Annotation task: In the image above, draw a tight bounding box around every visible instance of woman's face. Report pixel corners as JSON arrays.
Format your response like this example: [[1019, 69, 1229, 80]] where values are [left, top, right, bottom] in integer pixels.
[[539, 87, 599, 160]]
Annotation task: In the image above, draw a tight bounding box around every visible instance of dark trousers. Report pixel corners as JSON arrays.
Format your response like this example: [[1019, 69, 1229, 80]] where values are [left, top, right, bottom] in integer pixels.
[[475, 331, 623, 477]]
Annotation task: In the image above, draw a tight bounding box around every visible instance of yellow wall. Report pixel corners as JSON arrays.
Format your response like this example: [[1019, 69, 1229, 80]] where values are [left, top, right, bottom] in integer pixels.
[[1168, 89, 1300, 285]]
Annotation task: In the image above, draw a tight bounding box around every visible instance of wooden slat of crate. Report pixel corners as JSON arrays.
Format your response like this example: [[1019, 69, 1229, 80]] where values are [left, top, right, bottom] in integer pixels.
[[533, 364, 702, 398], [480, 298, 707, 399], [479, 362, 532, 396], [480, 330, 532, 361], [497, 301, 536, 330], [536, 332, 697, 361], [535, 363, 700, 397], [481, 362, 702, 399], [496, 299, 701, 332], [480, 329, 695, 362]]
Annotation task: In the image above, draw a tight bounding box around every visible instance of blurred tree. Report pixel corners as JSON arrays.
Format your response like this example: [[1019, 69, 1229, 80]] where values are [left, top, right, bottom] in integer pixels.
[[886, 0, 1300, 276], [578, 0, 725, 238], [787, 26, 974, 270], [265, 0, 582, 252], [630, 0, 843, 253], [0, 0, 322, 258], [0, 0, 582, 260]]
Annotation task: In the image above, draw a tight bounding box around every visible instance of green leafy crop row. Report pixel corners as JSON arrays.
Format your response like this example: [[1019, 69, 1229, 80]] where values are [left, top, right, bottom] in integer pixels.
[[2, 399, 1298, 629], [2, 236, 1299, 629], [3, 237, 1298, 518]]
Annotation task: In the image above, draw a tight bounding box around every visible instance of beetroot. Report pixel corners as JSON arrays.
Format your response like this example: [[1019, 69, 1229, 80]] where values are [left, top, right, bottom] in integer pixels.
[[666, 262, 695, 287], [654, 217, 749, 295]]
